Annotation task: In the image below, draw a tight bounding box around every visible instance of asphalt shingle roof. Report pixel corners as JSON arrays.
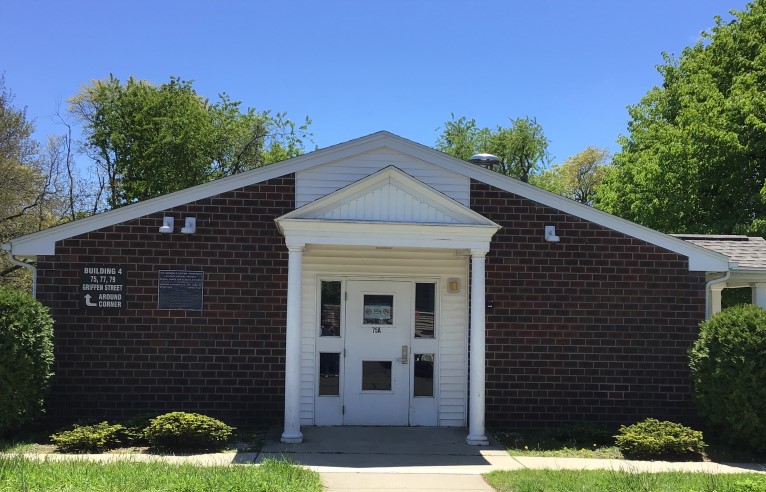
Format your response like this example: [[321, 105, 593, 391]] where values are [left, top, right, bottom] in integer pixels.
[[673, 235, 766, 271]]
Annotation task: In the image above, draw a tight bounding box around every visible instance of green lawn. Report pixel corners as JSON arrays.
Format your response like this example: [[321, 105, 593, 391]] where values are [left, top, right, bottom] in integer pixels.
[[492, 429, 623, 459], [0, 455, 323, 492], [485, 469, 766, 492]]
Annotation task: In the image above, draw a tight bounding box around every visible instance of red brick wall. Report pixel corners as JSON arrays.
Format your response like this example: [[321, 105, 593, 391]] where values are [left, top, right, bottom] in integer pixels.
[[36, 175, 294, 427], [470, 181, 706, 427]]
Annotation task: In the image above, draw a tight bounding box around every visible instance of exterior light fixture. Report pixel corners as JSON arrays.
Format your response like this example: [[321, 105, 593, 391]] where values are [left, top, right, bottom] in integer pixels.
[[159, 216, 174, 234], [448, 278, 460, 293], [181, 217, 197, 234], [544, 225, 560, 242], [469, 153, 501, 171]]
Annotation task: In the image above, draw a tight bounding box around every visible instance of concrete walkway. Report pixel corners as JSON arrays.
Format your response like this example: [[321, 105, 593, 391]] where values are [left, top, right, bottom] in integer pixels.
[[8, 427, 766, 491], [257, 426, 766, 490]]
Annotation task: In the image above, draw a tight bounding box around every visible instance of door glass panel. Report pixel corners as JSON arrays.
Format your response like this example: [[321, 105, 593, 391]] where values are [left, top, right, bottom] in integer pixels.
[[320, 281, 341, 336], [415, 283, 435, 338], [318, 352, 340, 396], [363, 295, 393, 325], [362, 360, 392, 390], [413, 353, 434, 397]]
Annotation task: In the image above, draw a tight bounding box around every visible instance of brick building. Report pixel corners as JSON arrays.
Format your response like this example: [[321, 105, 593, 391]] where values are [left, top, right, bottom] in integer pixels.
[[3, 132, 737, 444]]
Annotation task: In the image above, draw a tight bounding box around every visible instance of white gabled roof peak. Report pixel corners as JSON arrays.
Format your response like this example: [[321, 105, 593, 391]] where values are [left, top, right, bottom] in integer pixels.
[[277, 165, 499, 228]]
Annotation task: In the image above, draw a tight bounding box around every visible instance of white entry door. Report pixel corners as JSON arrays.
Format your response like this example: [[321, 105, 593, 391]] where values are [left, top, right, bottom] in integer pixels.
[[344, 280, 412, 425]]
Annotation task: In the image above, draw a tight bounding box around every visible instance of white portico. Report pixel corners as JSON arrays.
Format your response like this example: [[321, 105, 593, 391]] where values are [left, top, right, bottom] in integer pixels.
[[275, 166, 500, 444]]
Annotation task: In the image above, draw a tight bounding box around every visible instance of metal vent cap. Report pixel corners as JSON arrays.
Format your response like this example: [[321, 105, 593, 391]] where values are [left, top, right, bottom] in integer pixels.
[[469, 153, 500, 170]]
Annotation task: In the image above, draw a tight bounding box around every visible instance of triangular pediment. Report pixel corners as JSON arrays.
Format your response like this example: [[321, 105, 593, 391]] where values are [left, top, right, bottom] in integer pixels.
[[278, 166, 497, 227]]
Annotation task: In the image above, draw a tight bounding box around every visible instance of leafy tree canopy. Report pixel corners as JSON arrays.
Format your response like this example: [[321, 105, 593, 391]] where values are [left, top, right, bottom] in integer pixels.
[[69, 75, 312, 208], [595, 1, 766, 234], [436, 114, 549, 182], [0, 76, 69, 289], [530, 146, 611, 205]]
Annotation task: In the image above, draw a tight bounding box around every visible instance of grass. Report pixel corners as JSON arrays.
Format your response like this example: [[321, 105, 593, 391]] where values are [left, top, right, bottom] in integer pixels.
[[492, 426, 766, 463], [492, 428, 623, 459], [0, 427, 55, 454], [485, 469, 766, 492], [1, 425, 268, 455], [0, 455, 323, 492]]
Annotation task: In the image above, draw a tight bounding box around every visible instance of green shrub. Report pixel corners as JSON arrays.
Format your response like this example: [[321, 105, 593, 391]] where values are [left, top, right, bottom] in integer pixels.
[[614, 418, 706, 460], [144, 412, 234, 451], [50, 422, 125, 453], [118, 414, 157, 446], [690, 304, 766, 452], [0, 287, 54, 436]]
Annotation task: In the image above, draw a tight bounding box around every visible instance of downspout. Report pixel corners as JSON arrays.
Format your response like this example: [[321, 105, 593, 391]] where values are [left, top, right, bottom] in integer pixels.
[[705, 269, 732, 320], [1, 243, 37, 298]]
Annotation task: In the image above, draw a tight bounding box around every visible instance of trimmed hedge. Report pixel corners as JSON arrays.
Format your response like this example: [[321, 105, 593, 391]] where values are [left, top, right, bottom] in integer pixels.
[[0, 286, 54, 436], [144, 412, 234, 451], [118, 414, 157, 446], [50, 422, 125, 453], [614, 418, 706, 461], [690, 304, 766, 452]]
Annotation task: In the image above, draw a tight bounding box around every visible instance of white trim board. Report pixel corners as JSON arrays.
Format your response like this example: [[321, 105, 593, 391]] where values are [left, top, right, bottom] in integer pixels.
[[4, 131, 731, 271]]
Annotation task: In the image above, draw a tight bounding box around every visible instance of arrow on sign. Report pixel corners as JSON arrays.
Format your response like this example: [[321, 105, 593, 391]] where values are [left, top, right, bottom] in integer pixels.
[[84, 294, 97, 307]]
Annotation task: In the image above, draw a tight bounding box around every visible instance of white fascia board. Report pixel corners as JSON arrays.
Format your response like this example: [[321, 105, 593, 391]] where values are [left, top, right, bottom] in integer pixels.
[[278, 219, 500, 251], [375, 137, 732, 272], [3, 130, 734, 272], [6, 133, 409, 256]]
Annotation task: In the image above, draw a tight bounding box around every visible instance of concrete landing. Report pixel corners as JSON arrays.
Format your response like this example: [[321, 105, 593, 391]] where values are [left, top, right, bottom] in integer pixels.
[[256, 426, 518, 474]]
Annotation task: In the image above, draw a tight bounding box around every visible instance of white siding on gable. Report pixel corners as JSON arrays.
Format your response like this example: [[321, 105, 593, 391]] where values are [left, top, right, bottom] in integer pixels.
[[296, 148, 470, 207], [313, 184, 461, 224]]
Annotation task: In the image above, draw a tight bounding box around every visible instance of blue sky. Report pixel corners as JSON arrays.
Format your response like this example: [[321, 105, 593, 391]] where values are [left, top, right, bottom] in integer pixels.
[[0, 0, 750, 164]]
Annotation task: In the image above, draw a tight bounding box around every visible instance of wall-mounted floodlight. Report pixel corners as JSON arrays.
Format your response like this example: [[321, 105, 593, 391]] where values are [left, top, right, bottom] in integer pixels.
[[181, 217, 197, 234], [159, 216, 174, 234], [544, 225, 560, 242]]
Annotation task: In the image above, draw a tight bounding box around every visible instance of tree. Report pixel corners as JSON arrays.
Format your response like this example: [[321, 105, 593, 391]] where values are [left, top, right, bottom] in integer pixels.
[[531, 146, 610, 204], [0, 78, 94, 289], [595, 1, 766, 234], [436, 114, 549, 182], [435, 114, 487, 161], [69, 75, 312, 208], [0, 78, 56, 289]]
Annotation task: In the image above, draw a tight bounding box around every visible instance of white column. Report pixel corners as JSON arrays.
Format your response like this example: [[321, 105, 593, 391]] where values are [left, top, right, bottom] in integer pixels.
[[467, 249, 489, 445], [710, 284, 724, 317], [752, 283, 766, 310], [281, 244, 304, 443]]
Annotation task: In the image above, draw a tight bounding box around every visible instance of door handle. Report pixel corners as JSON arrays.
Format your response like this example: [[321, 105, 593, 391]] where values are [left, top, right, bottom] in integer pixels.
[[400, 345, 408, 364]]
